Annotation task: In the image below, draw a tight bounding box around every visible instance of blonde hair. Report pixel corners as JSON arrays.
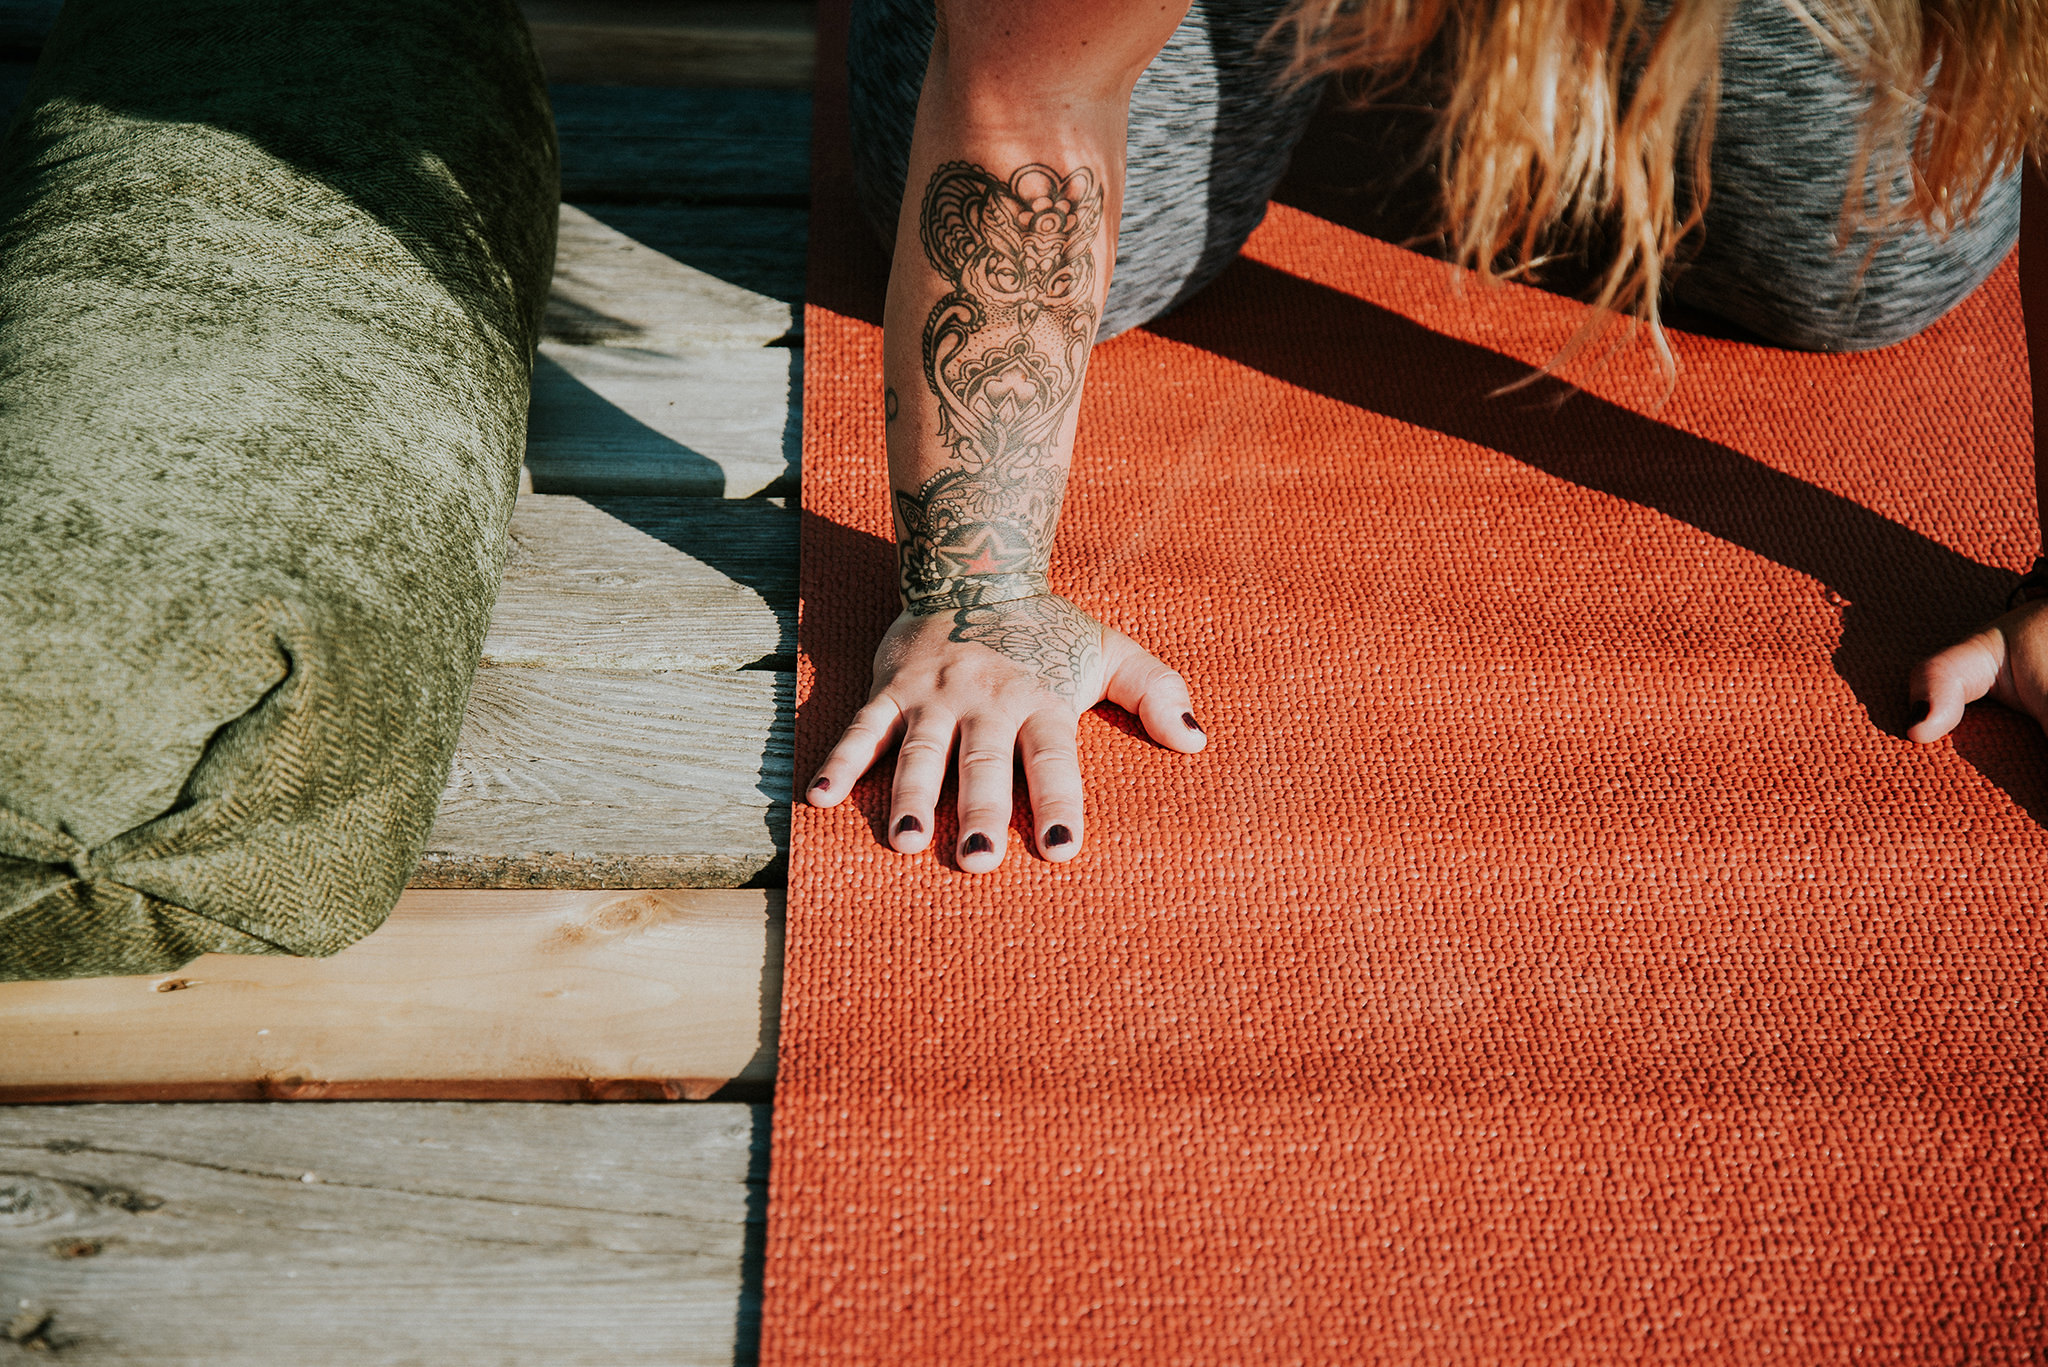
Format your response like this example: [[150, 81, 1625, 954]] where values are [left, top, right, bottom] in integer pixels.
[[1277, 0, 2048, 370]]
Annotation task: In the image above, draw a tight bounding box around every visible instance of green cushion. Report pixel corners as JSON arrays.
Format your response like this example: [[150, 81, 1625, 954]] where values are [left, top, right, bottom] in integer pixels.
[[0, 0, 558, 980]]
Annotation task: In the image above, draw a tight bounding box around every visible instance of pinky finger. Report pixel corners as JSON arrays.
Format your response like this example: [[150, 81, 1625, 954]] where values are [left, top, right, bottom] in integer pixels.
[[806, 696, 904, 806]]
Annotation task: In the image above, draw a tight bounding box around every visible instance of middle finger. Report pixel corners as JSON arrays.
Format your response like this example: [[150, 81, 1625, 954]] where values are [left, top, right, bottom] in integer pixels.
[[954, 714, 1018, 873], [889, 706, 956, 854]]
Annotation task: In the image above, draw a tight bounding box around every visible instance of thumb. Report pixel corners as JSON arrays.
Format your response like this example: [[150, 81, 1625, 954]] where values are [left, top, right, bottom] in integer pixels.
[[1907, 628, 2005, 743], [1101, 626, 1206, 753]]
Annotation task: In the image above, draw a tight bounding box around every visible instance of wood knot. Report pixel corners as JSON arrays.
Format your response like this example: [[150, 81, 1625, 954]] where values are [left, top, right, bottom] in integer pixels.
[[593, 893, 668, 933], [4, 1304, 55, 1349], [0, 1171, 159, 1225], [0, 1177, 78, 1230], [542, 893, 674, 951]]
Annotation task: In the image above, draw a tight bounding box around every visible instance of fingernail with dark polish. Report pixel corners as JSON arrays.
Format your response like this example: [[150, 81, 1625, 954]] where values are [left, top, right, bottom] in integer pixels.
[[1182, 712, 1203, 733], [894, 815, 922, 837], [964, 832, 993, 856], [1044, 824, 1073, 847], [810, 775, 831, 792]]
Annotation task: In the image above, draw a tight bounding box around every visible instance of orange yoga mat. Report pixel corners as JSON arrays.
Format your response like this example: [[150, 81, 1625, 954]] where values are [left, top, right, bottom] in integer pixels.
[[764, 6, 2048, 1360]]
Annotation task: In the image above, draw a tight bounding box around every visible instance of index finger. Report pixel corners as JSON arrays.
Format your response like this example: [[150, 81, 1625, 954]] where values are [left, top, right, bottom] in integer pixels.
[[806, 695, 905, 807]]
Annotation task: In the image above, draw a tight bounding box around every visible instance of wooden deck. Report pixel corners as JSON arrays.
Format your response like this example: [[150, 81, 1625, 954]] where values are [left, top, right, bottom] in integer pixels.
[[0, 1103, 770, 1364], [1, 3, 811, 1361]]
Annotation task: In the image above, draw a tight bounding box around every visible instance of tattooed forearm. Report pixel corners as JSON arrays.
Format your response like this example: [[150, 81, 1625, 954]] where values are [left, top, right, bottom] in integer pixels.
[[950, 595, 1102, 704], [894, 161, 1103, 614]]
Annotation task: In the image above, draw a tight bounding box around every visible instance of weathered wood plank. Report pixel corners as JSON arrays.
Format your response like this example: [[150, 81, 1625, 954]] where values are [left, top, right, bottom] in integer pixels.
[[548, 203, 795, 350], [525, 0, 815, 89], [418, 667, 792, 889], [0, 890, 782, 1102], [565, 202, 808, 316], [552, 84, 810, 204], [487, 493, 794, 671], [577, 494, 801, 612], [527, 341, 800, 498], [0, 1102, 768, 1365]]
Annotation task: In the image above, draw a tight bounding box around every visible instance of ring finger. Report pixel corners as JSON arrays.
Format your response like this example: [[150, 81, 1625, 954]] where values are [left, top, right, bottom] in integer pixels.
[[1017, 709, 1084, 861]]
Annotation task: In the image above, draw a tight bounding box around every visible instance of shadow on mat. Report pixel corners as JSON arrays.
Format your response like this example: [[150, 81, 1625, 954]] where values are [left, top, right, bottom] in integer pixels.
[[1147, 257, 2048, 825]]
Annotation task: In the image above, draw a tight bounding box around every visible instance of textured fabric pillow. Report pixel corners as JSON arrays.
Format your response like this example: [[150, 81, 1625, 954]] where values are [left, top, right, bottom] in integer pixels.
[[0, 0, 558, 980]]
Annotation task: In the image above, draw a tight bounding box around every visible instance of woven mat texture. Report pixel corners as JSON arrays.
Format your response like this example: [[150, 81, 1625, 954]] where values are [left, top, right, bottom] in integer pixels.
[[765, 5, 2048, 1359]]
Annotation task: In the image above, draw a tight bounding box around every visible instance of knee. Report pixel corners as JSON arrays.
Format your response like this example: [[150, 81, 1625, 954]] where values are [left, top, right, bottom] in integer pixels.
[[1673, 178, 2023, 353], [1698, 271, 1988, 354]]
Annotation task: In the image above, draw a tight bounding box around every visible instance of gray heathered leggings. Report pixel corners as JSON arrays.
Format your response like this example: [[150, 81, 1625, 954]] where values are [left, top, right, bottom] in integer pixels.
[[849, 0, 2021, 351]]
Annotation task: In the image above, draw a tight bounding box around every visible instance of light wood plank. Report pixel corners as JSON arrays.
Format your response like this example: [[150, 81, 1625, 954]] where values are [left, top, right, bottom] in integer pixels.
[[0, 1102, 767, 1365], [525, 0, 815, 88], [486, 493, 793, 671], [548, 203, 795, 350], [0, 890, 781, 1102], [419, 666, 792, 889], [552, 84, 810, 204], [527, 341, 799, 498]]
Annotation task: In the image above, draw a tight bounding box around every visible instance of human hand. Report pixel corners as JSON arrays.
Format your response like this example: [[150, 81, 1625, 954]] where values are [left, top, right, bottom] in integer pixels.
[[804, 594, 1206, 872], [1907, 600, 2048, 742]]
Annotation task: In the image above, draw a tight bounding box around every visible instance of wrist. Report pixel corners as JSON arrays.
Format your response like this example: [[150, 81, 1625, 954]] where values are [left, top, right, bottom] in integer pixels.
[[900, 566, 1050, 616]]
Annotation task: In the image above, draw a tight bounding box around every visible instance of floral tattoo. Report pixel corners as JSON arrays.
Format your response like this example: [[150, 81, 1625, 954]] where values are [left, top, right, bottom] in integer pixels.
[[948, 596, 1103, 703], [893, 162, 1105, 701], [896, 161, 1101, 613]]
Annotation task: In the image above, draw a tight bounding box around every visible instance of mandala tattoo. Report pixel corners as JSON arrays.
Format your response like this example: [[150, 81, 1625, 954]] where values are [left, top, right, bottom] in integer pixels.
[[895, 161, 1102, 616], [949, 595, 1102, 703]]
